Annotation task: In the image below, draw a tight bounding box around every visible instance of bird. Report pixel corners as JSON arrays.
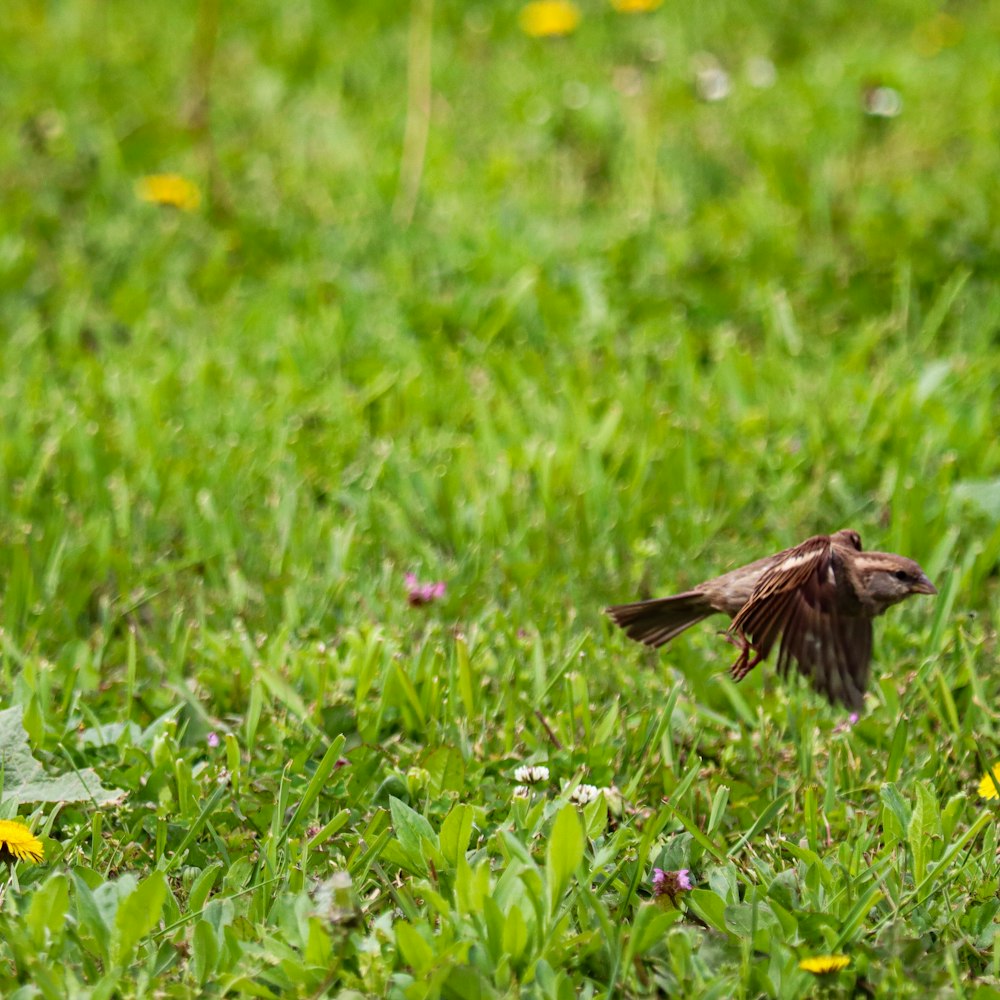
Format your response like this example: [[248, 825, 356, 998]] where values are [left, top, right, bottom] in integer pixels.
[[605, 529, 937, 709]]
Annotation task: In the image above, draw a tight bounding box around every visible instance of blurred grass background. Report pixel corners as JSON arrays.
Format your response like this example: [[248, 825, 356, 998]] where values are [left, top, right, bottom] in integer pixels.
[[1, 0, 1000, 995], [3, 1, 998, 670], [4, 0, 999, 634]]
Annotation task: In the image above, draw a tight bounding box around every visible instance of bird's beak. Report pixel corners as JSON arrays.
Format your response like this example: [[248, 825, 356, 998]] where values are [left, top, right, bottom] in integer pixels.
[[911, 573, 938, 596]]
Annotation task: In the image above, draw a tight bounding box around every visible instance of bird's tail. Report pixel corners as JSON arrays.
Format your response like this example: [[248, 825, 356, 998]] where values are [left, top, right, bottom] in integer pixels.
[[605, 592, 714, 648]]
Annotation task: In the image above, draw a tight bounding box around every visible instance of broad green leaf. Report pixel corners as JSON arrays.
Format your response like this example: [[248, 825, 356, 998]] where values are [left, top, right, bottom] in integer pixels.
[[424, 746, 465, 794], [455, 856, 490, 916], [94, 876, 135, 935], [27, 872, 69, 949], [421, 834, 447, 875], [115, 871, 170, 964], [89, 967, 123, 1000], [187, 863, 224, 916], [192, 919, 219, 985], [380, 840, 416, 873], [389, 796, 438, 876], [0, 706, 123, 805], [707, 864, 740, 906], [880, 782, 911, 848], [440, 803, 474, 867], [444, 965, 484, 1000], [216, 977, 280, 999], [583, 792, 608, 839], [73, 873, 111, 964], [483, 896, 506, 961], [395, 921, 434, 975], [546, 803, 584, 912], [626, 903, 681, 960], [203, 897, 236, 939], [685, 889, 728, 934], [304, 916, 334, 967], [724, 900, 783, 949], [499, 828, 535, 867], [502, 903, 529, 963], [766, 897, 798, 940]]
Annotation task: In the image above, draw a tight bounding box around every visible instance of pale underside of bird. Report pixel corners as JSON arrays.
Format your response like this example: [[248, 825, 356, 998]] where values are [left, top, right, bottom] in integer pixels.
[[606, 529, 937, 710]]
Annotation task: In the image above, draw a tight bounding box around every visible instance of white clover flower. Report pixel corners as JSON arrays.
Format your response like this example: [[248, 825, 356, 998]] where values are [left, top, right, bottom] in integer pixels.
[[570, 783, 602, 806], [513, 785, 532, 799], [514, 765, 550, 785], [692, 53, 731, 102], [602, 784, 624, 815], [863, 86, 903, 118]]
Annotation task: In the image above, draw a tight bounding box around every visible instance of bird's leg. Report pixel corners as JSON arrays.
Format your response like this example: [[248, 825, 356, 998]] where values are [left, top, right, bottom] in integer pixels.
[[725, 630, 762, 682]]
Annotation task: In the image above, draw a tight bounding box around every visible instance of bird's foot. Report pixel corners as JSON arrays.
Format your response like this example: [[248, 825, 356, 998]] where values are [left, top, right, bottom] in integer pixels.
[[728, 633, 762, 682]]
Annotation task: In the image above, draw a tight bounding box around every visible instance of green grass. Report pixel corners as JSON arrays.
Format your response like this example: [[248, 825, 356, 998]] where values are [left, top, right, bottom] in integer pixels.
[[1, 0, 1000, 995]]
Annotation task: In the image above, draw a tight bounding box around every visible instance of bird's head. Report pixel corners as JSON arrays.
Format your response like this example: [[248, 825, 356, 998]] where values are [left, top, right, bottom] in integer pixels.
[[853, 553, 938, 614]]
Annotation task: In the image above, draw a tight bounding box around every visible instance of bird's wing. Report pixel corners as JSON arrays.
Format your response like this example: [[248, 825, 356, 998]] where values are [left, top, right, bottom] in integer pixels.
[[773, 587, 872, 710], [728, 535, 833, 655], [729, 535, 872, 709]]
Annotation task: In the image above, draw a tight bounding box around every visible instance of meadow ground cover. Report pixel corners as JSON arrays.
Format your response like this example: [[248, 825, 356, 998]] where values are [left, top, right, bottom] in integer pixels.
[[1, 0, 1000, 996]]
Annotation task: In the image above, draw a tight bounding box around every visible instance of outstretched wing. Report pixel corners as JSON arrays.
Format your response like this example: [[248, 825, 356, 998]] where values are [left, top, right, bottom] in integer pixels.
[[728, 535, 872, 709], [775, 598, 871, 709]]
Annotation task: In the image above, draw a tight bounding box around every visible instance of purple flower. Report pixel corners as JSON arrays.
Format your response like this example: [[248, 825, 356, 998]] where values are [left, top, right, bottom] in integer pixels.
[[833, 711, 860, 734], [405, 573, 446, 607], [652, 868, 666, 894], [652, 867, 692, 903], [207, 731, 220, 748]]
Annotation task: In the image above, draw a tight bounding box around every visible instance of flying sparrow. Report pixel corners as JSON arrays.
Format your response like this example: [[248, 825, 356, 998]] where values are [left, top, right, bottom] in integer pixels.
[[606, 529, 937, 709]]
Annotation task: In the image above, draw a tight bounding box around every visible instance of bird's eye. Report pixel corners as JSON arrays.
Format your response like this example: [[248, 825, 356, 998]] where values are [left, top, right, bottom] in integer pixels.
[[893, 570, 910, 581]]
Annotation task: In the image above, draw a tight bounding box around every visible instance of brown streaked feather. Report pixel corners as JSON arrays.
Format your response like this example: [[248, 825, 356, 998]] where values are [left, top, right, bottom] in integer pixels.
[[729, 535, 832, 645], [605, 592, 713, 648], [737, 537, 831, 610], [606, 527, 935, 712], [728, 534, 873, 709], [773, 586, 872, 710]]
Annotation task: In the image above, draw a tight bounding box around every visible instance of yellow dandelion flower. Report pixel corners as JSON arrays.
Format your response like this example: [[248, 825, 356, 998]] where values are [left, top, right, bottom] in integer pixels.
[[519, 0, 580, 38], [611, 0, 663, 12], [799, 955, 850, 975], [136, 174, 202, 212], [978, 764, 1000, 800], [0, 820, 44, 864]]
